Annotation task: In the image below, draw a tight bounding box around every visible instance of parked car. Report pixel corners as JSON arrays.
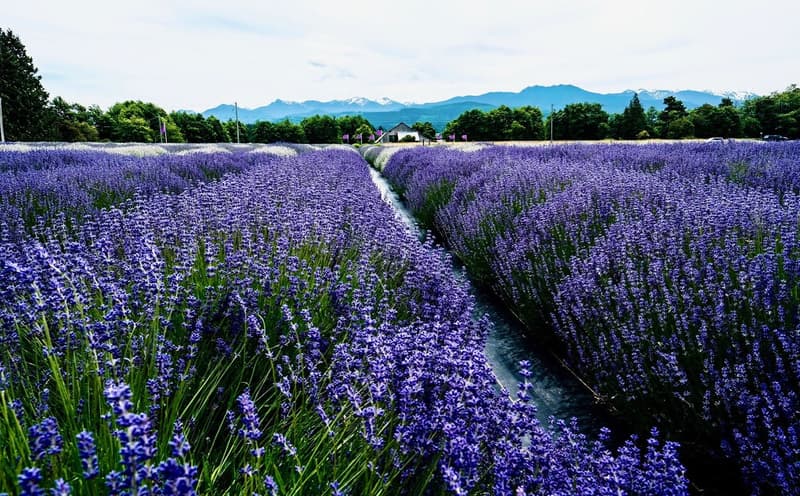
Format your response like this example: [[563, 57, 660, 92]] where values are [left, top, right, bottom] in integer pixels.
[[706, 137, 725, 143], [763, 134, 788, 141]]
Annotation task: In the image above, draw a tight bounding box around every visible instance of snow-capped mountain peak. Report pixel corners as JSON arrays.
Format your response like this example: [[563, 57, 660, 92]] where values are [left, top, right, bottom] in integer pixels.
[[345, 97, 368, 106]]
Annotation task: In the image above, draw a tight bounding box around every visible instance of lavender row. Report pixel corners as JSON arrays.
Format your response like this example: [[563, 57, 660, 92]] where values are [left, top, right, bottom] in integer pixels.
[[0, 148, 686, 495], [382, 143, 800, 494], [0, 148, 273, 239]]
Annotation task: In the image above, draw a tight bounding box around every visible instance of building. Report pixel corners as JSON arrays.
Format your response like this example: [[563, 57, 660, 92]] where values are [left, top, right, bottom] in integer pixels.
[[375, 122, 421, 143]]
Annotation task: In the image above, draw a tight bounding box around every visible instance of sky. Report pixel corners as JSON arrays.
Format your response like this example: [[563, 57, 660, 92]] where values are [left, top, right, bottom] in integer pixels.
[[6, 0, 799, 112]]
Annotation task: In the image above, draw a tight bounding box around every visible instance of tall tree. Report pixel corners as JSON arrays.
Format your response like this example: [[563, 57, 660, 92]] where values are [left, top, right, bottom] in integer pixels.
[[336, 115, 373, 140], [547, 103, 609, 140], [0, 29, 51, 140], [443, 109, 489, 141], [412, 121, 436, 140], [300, 114, 340, 143], [206, 116, 230, 142], [487, 105, 515, 140], [105, 101, 183, 143], [225, 119, 247, 143], [171, 111, 215, 143], [656, 96, 691, 138], [50, 96, 98, 141], [511, 106, 544, 140], [618, 93, 649, 139], [273, 119, 306, 143]]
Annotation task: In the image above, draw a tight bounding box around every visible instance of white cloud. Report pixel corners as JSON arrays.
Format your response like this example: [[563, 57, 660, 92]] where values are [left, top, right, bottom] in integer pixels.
[[5, 0, 799, 111]]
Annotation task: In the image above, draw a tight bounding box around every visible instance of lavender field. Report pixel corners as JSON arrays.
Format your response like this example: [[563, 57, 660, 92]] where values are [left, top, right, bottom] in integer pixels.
[[382, 141, 800, 495], [0, 145, 687, 495]]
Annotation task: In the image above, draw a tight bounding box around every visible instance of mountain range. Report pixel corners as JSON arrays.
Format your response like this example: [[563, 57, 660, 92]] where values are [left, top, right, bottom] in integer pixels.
[[200, 84, 758, 131]]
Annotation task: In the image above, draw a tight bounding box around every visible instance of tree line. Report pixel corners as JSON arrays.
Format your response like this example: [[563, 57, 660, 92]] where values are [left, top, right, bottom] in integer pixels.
[[445, 90, 799, 141], [3, 28, 798, 144]]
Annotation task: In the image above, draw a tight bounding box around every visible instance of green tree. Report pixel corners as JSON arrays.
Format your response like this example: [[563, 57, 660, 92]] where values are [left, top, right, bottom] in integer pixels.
[[354, 123, 374, 142], [739, 88, 800, 138], [511, 106, 544, 140], [225, 119, 247, 143], [86, 105, 115, 141], [444, 109, 489, 141], [689, 102, 742, 138], [665, 117, 695, 139], [657, 96, 688, 138], [688, 104, 717, 138], [273, 119, 306, 143], [336, 115, 373, 140], [715, 100, 742, 138], [206, 116, 231, 142], [645, 106, 659, 136], [0, 28, 52, 140], [546, 103, 609, 140], [443, 105, 544, 141], [49, 96, 99, 141], [106, 101, 183, 143], [251, 121, 278, 143], [487, 105, 515, 140], [300, 114, 340, 143], [412, 121, 437, 140], [617, 93, 648, 139], [171, 111, 215, 143]]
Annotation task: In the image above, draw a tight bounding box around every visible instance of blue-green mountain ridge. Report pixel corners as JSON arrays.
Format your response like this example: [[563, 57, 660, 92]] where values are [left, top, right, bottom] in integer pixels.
[[200, 84, 757, 131]]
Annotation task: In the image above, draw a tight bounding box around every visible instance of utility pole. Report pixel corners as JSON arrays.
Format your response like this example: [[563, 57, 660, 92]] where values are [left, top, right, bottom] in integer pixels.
[[235, 101, 240, 144], [550, 104, 554, 143], [0, 97, 5, 142]]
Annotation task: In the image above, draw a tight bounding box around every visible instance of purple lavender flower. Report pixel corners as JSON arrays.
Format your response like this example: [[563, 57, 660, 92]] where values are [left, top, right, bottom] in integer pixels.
[[157, 458, 198, 496], [50, 479, 70, 496], [18, 467, 44, 496], [263, 475, 279, 496], [28, 417, 62, 460], [76, 430, 99, 479], [236, 389, 262, 442]]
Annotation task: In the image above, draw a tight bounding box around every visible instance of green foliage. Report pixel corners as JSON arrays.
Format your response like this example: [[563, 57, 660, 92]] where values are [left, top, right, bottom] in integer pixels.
[[689, 103, 742, 138], [354, 123, 374, 141], [512, 106, 545, 139], [399, 134, 417, 142], [225, 119, 248, 143], [546, 103, 609, 140], [443, 109, 487, 140], [171, 111, 212, 143], [443, 105, 544, 141], [49, 96, 99, 142], [665, 117, 695, 139], [0, 28, 52, 140], [171, 112, 230, 143], [337, 115, 374, 140], [251, 119, 306, 143], [741, 85, 800, 138], [105, 100, 184, 143], [657, 96, 688, 138], [616, 93, 649, 139], [412, 121, 436, 140], [300, 114, 340, 144]]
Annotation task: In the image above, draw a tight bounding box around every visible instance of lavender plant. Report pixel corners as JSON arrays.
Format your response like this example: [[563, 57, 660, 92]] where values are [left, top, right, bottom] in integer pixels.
[[0, 149, 269, 240], [383, 142, 800, 494], [1, 147, 687, 495]]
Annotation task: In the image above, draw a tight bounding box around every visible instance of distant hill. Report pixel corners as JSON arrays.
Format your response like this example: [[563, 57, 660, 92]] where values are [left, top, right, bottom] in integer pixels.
[[200, 84, 759, 130]]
